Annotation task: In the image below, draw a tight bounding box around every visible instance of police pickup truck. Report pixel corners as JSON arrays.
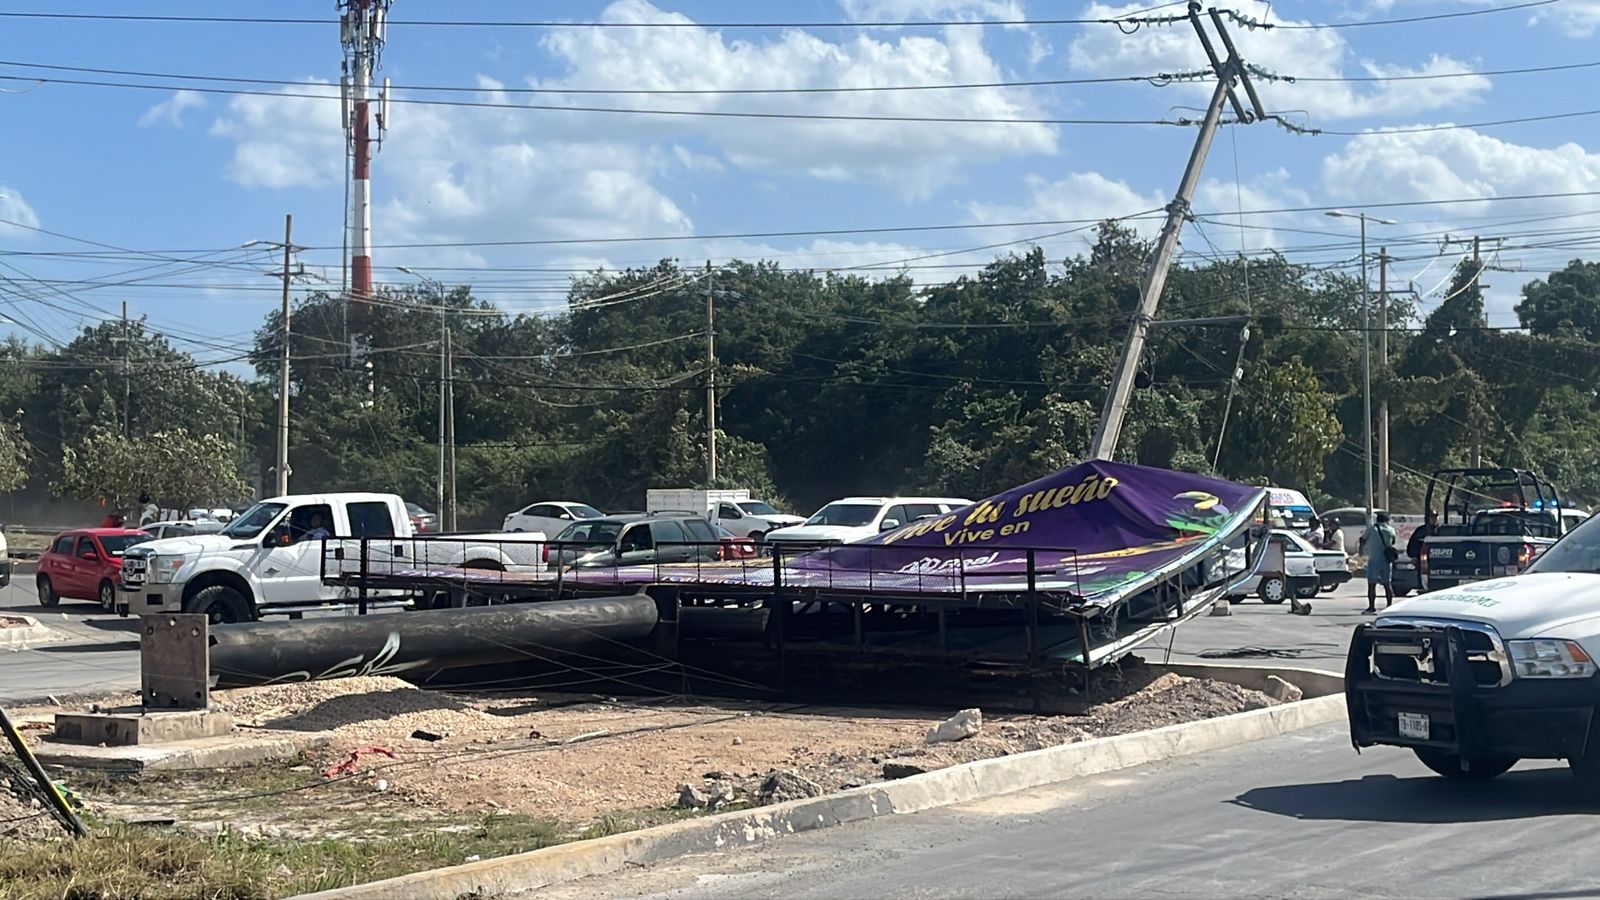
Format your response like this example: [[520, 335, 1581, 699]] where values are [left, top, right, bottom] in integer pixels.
[[1419, 467, 1576, 592], [1347, 511, 1600, 786]]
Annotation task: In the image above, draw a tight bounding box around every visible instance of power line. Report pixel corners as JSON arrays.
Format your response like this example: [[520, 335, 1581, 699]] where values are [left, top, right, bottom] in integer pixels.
[[1251, 59, 1600, 84], [1236, 0, 1563, 30], [0, 58, 1214, 95], [0, 74, 1182, 127], [0, 3, 1555, 29]]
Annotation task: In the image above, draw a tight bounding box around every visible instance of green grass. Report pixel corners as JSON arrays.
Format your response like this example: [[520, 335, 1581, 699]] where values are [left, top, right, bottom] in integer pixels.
[[0, 815, 567, 900]]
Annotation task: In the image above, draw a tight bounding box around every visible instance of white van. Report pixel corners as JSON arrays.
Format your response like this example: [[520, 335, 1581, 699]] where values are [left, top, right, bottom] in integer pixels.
[[1268, 487, 1319, 533]]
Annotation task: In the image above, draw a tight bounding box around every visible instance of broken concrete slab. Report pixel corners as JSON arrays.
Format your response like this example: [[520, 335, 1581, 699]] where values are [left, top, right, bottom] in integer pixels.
[[0, 613, 63, 651], [52, 708, 236, 747], [925, 708, 982, 744], [34, 731, 331, 772]]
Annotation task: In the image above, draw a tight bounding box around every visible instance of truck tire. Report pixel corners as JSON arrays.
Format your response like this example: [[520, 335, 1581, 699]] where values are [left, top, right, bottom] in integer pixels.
[[1413, 748, 1517, 781], [98, 579, 116, 612], [1258, 575, 1288, 604], [185, 584, 254, 625], [36, 575, 58, 608]]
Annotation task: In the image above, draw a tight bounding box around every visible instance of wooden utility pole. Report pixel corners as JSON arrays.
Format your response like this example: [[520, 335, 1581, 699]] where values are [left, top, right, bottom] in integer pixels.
[[1091, 5, 1267, 459]]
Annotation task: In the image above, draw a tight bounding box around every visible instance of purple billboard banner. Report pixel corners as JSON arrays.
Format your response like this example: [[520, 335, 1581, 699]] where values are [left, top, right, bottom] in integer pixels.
[[627, 461, 1266, 605]]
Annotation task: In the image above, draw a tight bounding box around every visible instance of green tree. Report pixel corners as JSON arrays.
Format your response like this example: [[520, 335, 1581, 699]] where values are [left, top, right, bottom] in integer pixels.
[[1516, 259, 1600, 341], [55, 427, 249, 513], [1218, 358, 1343, 488]]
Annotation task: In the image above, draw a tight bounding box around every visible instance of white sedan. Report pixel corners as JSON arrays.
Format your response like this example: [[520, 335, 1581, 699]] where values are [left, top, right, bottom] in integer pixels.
[[503, 501, 604, 536], [1228, 529, 1345, 603]]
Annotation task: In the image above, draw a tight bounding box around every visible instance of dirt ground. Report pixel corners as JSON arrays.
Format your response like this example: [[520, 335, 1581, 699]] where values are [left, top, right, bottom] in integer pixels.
[[12, 665, 1287, 842]]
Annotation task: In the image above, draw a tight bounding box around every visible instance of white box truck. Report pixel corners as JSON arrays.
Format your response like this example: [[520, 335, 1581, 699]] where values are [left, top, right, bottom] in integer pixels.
[[644, 489, 803, 541]]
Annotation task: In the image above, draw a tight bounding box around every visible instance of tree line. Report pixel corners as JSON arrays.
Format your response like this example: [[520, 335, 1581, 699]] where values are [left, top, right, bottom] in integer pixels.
[[6, 223, 1599, 526]]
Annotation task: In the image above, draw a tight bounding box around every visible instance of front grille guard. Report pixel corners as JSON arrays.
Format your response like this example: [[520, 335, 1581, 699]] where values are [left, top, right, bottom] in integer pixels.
[[1346, 622, 1498, 755]]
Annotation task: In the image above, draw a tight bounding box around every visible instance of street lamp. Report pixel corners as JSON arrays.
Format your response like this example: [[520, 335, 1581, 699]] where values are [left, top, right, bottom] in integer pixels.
[[397, 266, 451, 530], [1325, 210, 1396, 528]]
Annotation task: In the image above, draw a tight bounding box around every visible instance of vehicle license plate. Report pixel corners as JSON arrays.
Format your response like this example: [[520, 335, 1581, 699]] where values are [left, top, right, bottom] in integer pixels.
[[1398, 712, 1430, 740]]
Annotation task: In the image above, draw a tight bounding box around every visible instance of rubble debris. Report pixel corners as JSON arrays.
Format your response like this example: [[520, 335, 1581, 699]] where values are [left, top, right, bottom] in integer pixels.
[[1288, 597, 1313, 616], [1263, 675, 1304, 703], [675, 783, 709, 809], [759, 770, 822, 805], [1210, 600, 1232, 616], [409, 729, 443, 742], [882, 761, 927, 780], [925, 709, 983, 744]]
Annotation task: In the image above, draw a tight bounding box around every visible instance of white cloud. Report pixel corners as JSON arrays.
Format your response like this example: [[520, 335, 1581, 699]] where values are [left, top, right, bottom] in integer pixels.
[[138, 89, 206, 128], [1067, 1, 1491, 121], [838, 0, 1026, 23], [966, 172, 1168, 257], [673, 144, 725, 173], [1321, 128, 1600, 317], [0, 186, 40, 237], [534, 0, 1057, 199], [209, 81, 344, 189]]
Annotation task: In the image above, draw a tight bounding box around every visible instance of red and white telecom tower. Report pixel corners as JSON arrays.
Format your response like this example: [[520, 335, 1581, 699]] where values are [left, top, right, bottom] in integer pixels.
[[339, 0, 391, 299]]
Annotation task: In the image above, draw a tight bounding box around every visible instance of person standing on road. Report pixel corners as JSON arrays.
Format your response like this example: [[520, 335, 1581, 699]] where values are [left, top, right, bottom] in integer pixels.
[[1322, 517, 1346, 554], [1407, 509, 1439, 563], [1362, 512, 1398, 614]]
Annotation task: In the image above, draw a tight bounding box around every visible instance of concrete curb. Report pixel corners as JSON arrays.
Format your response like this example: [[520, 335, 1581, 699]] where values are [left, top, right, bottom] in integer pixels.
[[0, 613, 63, 651], [293, 689, 1348, 900]]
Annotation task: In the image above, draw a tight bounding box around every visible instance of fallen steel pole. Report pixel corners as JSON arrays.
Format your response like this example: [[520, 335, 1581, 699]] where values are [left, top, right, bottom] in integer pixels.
[[209, 594, 659, 689]]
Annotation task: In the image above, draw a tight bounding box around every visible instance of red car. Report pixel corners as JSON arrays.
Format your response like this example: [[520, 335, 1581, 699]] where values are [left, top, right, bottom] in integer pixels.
[[36, 528, 152, 611]]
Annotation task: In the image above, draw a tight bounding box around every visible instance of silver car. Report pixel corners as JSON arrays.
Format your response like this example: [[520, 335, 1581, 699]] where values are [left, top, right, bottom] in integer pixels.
[[549, 514, 720, 569]]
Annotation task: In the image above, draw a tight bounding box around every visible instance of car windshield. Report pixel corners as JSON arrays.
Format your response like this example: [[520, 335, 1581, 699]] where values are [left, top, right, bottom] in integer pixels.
[[221, 502, 286, 539], [405, 502, 426, 515], [570, 505, 604, 519], [738, 501, 779, 516], [99, 534, 151, 556], [1528, 515, 1600, 574], [805, 503, 880, 527], [556, 521, 623, 545]]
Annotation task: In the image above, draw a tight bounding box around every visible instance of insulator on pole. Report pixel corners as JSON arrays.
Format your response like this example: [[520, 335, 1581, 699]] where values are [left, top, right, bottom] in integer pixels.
[[339, 11, 352, 44], [379, 78, 390, 132], [372, 5, 387, 43]]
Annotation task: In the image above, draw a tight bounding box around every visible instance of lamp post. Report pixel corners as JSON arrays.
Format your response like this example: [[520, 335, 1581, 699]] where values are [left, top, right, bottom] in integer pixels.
[[398, 266, 449, 527], [1325, 210, 1395, 527]]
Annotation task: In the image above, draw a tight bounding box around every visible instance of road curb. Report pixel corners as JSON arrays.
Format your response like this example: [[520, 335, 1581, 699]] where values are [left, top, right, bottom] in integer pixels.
[[292, 689, 1347, 900], [0, 613, 62, 651]]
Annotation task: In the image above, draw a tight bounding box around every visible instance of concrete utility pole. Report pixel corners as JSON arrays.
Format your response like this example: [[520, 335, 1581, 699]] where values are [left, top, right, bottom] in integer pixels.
[[1090, 4, 1267, 460], [275, 214, 294, 496], [1326, 211, 1394, 526], [119, 300, 130, 440], [705, 262, 717, 486], [1377, 247, 1390, 511], [443, 326, 457, 532]]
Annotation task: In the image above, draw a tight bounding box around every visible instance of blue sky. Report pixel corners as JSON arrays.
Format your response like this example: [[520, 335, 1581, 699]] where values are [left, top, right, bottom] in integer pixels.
[[1, 0, 1599, 370]]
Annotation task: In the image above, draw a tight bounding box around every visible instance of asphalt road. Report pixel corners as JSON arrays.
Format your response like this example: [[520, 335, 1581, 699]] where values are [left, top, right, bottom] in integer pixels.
[[1159, 578, 1386, 674], [543, 722, 1596, 900], [0, 573, 141, 704]]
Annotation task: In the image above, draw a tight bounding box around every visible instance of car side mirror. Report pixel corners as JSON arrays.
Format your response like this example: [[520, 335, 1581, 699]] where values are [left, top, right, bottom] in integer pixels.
[[879, 519, 901, 532]]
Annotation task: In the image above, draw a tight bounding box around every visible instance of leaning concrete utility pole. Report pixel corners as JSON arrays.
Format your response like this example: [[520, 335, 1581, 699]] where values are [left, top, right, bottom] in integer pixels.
[[1090, 4, 1266, 460], [1377, 247, 1391, 511]]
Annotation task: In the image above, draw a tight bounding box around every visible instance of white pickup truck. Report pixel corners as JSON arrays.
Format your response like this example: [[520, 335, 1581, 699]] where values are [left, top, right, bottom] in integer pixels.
[[644, 488, 804, 541], [1347, 511, 1600, 787], [118, 491, 545, 623]]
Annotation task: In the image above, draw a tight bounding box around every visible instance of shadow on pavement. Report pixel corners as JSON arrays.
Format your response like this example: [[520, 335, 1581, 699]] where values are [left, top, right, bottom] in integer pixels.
[[1475, 891, 1600, 900], [35, 640, 139, 653], [1230, 768, 1592, 824]]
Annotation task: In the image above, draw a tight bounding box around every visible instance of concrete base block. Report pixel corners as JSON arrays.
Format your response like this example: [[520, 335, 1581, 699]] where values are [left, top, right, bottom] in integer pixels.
[[52, 709, 235, 747], [34, 731, 331, 772]]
